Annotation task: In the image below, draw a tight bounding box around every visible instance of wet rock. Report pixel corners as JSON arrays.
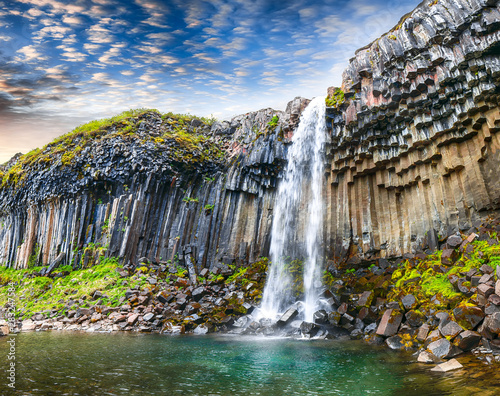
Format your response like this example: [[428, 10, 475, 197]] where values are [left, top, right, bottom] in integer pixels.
[[417, 351, 442, 364], [453, 304, 484, 330], [313, 310, 328, 325], [386, 335, 404, 350], [430, 359, 463, 372], [276, 307, 299, 327], [427, 338, 462, 359], [454, 330, 481, 351], [191, 287, 206, 302], [350, 329, 364, 339], [300, 321, 320, 337], [376, 309, 403, 337]]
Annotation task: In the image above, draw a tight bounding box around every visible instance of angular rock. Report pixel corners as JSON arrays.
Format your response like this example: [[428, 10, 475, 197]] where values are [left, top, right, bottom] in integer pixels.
[[439, 321, 463, 339], [454, 330, 481, 351], [143, 313, 155, 322], [486, 312, 500, 335], [405, 310, 424, 327], [401, 294, 417, 310], [385, 335, 404, 350], [441, 249, 458, 265], [328, 311, 341, 326], [416, 324, 430, 342], [313, 310, 328, 325], [299, 321, 320, 337], [276, 307, 299, 327], [427, 338, 462, 359], [417, 351, 441, 364], [376, 309, 403, 337], [453, 304, 485, 330], [446, 235, 463, 249], [477, 284, 495, 298], [357, 291, 374, 308], [430, 359, 463, 372]]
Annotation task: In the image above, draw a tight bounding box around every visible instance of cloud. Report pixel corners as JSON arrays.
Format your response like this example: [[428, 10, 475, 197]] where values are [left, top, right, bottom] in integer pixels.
[[15, 45, 47, 62]]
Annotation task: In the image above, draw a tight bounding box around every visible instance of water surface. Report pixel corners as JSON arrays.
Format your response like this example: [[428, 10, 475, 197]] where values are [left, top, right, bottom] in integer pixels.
[[0, 332, 497, 395]]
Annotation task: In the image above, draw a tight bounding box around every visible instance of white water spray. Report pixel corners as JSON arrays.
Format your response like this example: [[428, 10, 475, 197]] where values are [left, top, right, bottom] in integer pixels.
[[260, 96, 327, 322]]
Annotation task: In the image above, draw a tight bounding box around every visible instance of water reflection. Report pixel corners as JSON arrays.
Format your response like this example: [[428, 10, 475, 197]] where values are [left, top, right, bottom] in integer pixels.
[[0, 332, 497, 395]]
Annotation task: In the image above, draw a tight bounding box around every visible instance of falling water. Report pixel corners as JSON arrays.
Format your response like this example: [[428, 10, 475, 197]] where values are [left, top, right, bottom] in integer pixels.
[[260, 96, 326, 322]]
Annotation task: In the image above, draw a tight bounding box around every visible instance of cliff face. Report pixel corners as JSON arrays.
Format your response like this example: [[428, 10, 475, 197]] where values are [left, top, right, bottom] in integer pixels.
[[1, 0, 499, 271], [0, 99, 309, 270], [325, 0, 500, 262]]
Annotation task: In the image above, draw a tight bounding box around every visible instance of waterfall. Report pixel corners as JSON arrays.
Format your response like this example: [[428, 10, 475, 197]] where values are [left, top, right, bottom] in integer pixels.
[[260, 96, 327, 322]]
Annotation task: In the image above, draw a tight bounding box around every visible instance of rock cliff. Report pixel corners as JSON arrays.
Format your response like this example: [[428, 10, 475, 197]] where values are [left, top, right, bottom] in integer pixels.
[[325, 0, 500, 262], [0, 99, 309, 270], [1, 0, 499, 272]]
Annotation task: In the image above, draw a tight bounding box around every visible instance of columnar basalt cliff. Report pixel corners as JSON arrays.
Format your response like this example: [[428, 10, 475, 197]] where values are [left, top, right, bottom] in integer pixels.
[[0, 99, 309, 270], [325, 0, 500, 262], [0, 0, 499, 274]]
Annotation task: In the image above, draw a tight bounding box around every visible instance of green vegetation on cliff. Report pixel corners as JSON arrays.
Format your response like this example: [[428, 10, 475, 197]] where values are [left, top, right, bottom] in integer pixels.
[[0, 109, 222, 190]]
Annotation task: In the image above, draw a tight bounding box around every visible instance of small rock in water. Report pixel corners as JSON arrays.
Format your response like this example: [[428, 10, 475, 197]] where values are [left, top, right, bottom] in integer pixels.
[[430, 359, 463, 372], [417, 351, 442, 364]]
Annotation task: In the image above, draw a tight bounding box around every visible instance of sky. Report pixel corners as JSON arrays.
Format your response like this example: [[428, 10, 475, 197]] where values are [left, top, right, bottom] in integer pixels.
[[0, 0, 421, 163]]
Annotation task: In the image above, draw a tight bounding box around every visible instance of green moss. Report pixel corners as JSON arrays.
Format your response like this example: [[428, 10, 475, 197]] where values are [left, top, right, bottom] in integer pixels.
[[325, 88, 346, 108], [267, 115, 279, 129], [0, 256, 148, 318]]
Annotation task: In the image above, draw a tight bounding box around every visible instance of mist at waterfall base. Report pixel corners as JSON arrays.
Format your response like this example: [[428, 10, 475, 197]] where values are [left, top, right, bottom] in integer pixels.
[[259, 96, 327, 323]]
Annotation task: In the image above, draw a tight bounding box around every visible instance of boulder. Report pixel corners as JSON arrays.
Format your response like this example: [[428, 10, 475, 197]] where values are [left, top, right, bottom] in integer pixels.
[[417, 351, 441, 364], [430, 359, 463, 372], [386, 335, 404, 350], [276, 307, 299, 327], [477, 284, 495, 298], [427, 338, 462, 359], [313, 310, 328, 324], [143, 313, 155, 322], [453, 304, 485, 330], [357, 291, 374, 308], [376, 309, 403, 337], [454, 330, 481, 351], [401, 294, 418, 310], [328, 311, 341, 326], [0, 324, 9, 336], [485, 312, 500, 335], [439, 320, 463, 339], [405, 310, 425, 327], [441, 249, 458, 265], [446, 235, 463, 249], [300, 321, 320, 337], [416, 324, 430, 342]]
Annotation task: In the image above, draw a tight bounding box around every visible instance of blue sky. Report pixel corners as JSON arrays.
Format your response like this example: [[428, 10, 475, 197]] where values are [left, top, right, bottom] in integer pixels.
[[0, 0, 420, 162]]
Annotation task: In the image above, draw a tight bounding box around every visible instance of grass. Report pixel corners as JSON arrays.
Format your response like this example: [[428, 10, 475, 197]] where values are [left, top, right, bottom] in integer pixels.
[[0, 257, 153, 319]]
